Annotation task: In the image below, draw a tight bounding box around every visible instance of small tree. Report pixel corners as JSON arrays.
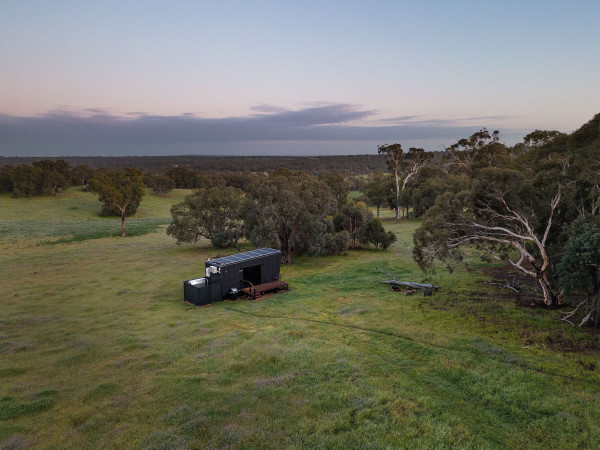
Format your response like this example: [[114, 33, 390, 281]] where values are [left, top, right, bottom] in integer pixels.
[[151, 174, 174, 197], [0, 165, 13, 193], [10, 165, 43, 197], [33, 160, 72, 196], [362, 218, 396, 249], [166, 186, 244, 248], [71, 164, 95, 190], [364, 171, 392, 217], [334, 200, 373, 248], [88, 168, 145, 237]]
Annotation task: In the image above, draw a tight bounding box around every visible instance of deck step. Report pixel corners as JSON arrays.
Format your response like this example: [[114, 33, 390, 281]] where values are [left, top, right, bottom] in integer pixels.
[[241, 280, 288, 299]]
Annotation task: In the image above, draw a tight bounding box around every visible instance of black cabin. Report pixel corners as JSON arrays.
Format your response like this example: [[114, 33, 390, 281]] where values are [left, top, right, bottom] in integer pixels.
[[184, 248, 282, 305]]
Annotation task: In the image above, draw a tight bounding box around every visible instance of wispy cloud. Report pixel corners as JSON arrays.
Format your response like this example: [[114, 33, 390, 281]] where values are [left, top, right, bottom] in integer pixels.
[[0, 104, 528, 156], [371, 114, 517, 127]]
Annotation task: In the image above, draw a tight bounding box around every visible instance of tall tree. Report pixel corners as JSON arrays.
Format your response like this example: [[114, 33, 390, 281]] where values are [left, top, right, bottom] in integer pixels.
[[414, 158, 567, 306], [88, 168, 146, 237], [564, 114, 600, 216], [378, 144, 431, 219], [378, 143, 404, 219]]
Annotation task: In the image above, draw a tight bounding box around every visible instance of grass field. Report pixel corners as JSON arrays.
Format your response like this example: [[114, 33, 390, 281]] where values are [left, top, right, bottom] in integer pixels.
[[1, 188, 599, 448]]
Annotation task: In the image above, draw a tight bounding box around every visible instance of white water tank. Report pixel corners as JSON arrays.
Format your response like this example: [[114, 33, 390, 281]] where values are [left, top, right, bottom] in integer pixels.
[[188, 278, 206, 286]]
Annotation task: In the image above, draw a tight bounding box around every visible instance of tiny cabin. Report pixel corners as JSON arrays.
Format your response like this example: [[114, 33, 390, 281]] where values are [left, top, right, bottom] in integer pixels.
[[184, 248, 283, 305]]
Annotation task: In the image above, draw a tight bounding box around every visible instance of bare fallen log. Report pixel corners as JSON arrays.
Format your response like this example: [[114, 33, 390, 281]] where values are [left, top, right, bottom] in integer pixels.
[[381, 280, 441, 291], [376, 267, 441, 295]]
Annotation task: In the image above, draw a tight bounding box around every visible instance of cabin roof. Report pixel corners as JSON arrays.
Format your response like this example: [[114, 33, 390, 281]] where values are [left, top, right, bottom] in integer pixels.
[[207, 248, 281, 267]]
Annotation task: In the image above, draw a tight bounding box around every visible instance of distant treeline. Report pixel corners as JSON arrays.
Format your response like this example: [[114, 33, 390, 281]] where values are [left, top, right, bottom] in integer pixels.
[[0, 154, 418, 176]]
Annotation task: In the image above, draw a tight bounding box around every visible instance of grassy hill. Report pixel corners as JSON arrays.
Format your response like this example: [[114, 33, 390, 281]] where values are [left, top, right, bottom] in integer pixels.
[[0, 188, 598, 448]]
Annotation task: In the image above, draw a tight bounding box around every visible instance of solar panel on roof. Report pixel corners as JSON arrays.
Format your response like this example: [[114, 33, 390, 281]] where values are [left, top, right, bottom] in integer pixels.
[[209, 248, 280, 266]]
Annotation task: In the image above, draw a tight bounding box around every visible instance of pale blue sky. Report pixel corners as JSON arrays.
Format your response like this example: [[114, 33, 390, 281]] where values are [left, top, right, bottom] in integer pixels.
[[0, 0, 598, 156]]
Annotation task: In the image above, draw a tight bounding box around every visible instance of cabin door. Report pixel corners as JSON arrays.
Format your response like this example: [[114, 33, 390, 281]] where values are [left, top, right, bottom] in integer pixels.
[[243, 264, 262, 286]]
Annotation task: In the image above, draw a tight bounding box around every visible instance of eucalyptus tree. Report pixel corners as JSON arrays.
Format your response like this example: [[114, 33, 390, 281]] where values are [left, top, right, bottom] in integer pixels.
[[150, 174, 175, 197], [0, 165, 13, 193], [378, 144, 431, 219], [414, 114, 599, 309], [564, 114, 600, 216], [414, 134, 568, 307], [333, 200, 373, 248], [71, 164, 95, 189], [242, 169, 336, 264], [557, 216, 600, 327], [8, 160, 72, 197], [364, 171, 391, 217], [88, 168, 146, 237], [444, 128, 506, 176], [362, 218, 396, 250], [10, 164, 43, 197], [33, 160, 72, 196], [521, 129, 566, 148], [167, 186, 244, 248], [414, 167, 564, 306], [319, 172, 350, 211], [410, 166, 469, 218]]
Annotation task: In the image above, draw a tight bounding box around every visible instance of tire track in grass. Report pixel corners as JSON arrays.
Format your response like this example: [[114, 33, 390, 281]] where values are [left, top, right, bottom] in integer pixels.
[[224, 305, 600, 386]]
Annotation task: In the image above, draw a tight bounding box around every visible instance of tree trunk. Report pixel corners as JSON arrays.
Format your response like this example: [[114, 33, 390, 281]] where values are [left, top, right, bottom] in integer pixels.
[[282, 248, 292, 265], [376, 205, 380, 218], [118, 203, 129, 238], [394, 172, 401, 220], [537, 274, 556, 307], [594, 284, 600, 328], [233, 223, 244, 250], [121, 213, 126, 237]]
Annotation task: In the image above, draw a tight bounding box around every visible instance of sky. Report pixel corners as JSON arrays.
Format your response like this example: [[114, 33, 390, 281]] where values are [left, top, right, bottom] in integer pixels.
[[0, 0, 598, 157]]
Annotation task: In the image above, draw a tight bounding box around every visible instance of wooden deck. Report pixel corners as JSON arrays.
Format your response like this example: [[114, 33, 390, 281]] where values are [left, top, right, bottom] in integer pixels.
[[241, 280, 288, 300]]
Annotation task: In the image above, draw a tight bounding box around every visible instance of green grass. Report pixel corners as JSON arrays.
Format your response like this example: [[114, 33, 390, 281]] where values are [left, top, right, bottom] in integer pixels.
[[0, 188, 189, 243], [0, 189, 598, 448]]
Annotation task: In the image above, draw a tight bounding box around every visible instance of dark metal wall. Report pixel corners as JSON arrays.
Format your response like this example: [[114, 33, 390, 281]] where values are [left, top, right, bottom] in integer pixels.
[[206, 253, 282, 300]]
